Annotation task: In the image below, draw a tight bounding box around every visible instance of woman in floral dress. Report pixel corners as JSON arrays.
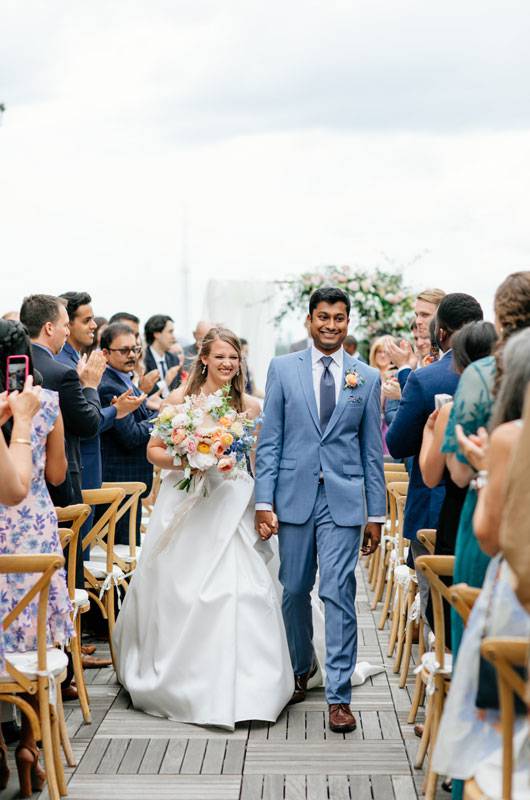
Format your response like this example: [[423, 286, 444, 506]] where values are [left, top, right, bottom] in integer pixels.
[[0, 320, 71, 797]]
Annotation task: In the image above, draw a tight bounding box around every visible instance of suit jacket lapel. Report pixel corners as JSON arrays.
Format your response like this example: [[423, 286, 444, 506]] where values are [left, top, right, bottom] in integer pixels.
[[298, 350, 321, 435]]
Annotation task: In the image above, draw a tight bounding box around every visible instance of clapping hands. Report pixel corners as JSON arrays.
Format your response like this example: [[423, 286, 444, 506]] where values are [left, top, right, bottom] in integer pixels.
[[455, 424, 489, 472]]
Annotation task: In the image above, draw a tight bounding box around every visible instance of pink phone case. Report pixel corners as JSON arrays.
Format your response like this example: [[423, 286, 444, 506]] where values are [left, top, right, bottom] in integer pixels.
[[6, 354, 29, 394]]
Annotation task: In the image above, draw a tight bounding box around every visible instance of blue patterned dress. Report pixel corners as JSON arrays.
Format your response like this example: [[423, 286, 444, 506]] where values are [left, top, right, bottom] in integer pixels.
[[0, 389, 73, 671]]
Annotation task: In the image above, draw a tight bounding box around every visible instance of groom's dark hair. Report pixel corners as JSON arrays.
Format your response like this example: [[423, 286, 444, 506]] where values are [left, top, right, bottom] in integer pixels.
[[309, 287, 350, 316]]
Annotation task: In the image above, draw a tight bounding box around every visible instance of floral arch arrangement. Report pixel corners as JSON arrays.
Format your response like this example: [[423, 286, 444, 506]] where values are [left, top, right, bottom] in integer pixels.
[[275, 265, 415, 344]]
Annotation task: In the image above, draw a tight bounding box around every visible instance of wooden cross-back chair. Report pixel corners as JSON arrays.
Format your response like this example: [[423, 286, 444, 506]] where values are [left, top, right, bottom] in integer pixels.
[[385, 481, 410, 661], [0, 554, 69, 800], [88, 481, 147, 573], [464, 637, 529, 800], [366, 463, 406, 574], [56, 502, 93, 724], [80, 486, 126, 667], [371, 470, 409, 608], [450, 584, 481, 627], [413, 555, 455, 800]]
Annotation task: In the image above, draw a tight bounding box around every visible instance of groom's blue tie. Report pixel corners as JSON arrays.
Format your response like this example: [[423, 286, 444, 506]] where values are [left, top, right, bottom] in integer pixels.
[[319, 356, 336, 433]]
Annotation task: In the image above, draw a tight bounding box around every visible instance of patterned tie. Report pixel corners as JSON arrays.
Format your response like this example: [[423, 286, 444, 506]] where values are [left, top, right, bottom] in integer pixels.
[[319, 356, 336, 433]]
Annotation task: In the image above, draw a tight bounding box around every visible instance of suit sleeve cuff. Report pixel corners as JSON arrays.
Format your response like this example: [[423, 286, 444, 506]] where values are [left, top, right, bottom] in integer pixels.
[[255, 503, 273, 511], [367, 516, 385, 523]]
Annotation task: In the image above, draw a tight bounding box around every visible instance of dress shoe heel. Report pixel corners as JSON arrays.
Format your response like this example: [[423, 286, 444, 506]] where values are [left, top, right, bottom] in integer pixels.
[[0, 742, 10, 791], [15, 745, 45, 797]]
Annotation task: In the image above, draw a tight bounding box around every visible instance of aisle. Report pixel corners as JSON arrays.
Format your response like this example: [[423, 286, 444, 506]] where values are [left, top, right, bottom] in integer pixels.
[[4, 561, 445, 799]]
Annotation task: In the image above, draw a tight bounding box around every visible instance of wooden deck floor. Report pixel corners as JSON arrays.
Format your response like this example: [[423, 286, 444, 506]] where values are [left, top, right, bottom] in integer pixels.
[[3, 562, 447, 800]]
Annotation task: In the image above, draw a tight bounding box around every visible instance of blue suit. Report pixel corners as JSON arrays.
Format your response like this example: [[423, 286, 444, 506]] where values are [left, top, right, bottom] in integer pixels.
[[255, 348, 385, 703], [386, 352, 460, 542]]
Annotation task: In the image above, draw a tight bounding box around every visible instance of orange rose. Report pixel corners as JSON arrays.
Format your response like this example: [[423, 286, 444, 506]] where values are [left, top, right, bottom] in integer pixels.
[[219, 416, 231, 427], [345, 373, 358, 388], [217, 456, 236, 473], [220, 432, 234, 448], [212, 441, 225, 458]]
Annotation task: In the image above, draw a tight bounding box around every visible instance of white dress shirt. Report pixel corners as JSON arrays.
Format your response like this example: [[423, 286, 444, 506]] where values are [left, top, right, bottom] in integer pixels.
[[256, 345, 384, 524], [149, 346, 171, 398]]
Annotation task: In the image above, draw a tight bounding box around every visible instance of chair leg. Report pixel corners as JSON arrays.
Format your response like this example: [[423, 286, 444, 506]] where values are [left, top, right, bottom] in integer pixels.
[[106, 585, 117, 670], [56, 684, 76, 767], [50, 700, 68, 796], [369, 547, 380, 590], [423, 683, 444, 800], [71, 613, 92, 724], [38, 680, 61, 800], [387, 584, 401, 657], [371, 546, 387, 609], [399, 586, 416, 688], [393, 592, 407, 673], [378, 567, 394, 630], [414, 692, 432, 769]]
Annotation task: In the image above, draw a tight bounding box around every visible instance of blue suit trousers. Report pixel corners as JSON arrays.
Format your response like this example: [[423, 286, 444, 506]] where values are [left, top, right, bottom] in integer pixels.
[[278, 483, 361, 704]]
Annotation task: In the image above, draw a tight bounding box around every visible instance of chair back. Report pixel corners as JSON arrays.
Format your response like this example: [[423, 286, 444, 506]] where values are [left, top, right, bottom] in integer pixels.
[[480, 637, 529, 800], [417, 529, 437, 555], [101, 481, 147, 562], [449, 584, 481, 626], [0, 554, 64, 690], [55, 503, 92, 600], [81, 487, 125, 573], [415, 555, 455, 663], [388, 481, 409, 561], [384, 462, 407, 473]]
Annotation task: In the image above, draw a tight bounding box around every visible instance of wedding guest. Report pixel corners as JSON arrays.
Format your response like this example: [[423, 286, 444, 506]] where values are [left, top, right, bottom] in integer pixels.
[[240, 338, 263, 398], [0, 320, 72, 795], [441, 272, 530, 659], [432, 331, 530, 797], [143, 314, 182, 397], [99, 324, 152, 545], [385, 287, 446, 388], [0, 375, 42, 505], [169, 339, 188, 382], [20, 294, 104, 589], [386, 293, 484, 615], [183, 319, 215, 369], [108, 311, 160, 395], [411, 320, 433, 366], [85, 315, 108, 355], [369, 336, 398, 455], [108, 311, 140, 336]]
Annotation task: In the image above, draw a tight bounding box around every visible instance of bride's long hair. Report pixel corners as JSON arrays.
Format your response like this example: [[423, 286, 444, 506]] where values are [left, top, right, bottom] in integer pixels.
[[184, 326, 246, 412]]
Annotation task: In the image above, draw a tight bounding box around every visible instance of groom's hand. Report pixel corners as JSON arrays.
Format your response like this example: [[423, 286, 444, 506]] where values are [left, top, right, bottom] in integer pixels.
[[361, 522, 382, 556], [255, 510, 278, 540]]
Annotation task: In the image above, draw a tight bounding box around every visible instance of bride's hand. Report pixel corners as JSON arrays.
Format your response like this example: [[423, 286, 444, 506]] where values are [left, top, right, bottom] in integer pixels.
[[255, 509, 279, 540]]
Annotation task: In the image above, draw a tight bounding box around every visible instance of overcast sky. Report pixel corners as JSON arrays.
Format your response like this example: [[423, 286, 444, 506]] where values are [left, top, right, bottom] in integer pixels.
[[1, 1, 529, 339]]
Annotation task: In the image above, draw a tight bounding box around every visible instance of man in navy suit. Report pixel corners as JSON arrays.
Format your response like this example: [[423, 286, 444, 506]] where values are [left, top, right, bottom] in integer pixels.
[[386, 293, 483, 611], [143, 315, 182, 398], [98, 323, 154, 545]]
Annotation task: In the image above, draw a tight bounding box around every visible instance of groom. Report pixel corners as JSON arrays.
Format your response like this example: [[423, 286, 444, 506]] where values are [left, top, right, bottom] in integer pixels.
[[255, 287, 386, 733]]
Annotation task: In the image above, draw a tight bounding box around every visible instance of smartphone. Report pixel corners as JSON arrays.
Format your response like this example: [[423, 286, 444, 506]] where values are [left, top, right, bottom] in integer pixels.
[[6, 355, 29, 394], [434, 393, 453, 410]]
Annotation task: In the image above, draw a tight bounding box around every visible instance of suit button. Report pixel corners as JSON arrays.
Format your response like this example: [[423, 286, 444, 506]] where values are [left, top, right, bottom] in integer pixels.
[[313, 471, 318, 476]]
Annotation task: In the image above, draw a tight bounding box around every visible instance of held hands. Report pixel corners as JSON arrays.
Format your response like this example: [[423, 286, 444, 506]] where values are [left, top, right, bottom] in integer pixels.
[[0, 376, 41, 426], [255, 509, 279, 540], [111, 389, 147, 419], [361, 522, 382, 557], [78, 351, 107, 389], [455, 424, 489, 472]]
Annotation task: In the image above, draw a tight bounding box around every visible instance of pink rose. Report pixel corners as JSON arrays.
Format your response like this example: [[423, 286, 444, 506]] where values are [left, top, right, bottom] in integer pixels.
[[171, 428, 186, 445], [186, 439, 197, 454], [217, 456, 236, 474], [213, 441, 226, 458]]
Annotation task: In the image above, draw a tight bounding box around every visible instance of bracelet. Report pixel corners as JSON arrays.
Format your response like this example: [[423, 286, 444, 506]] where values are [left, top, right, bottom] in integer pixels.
[[470, 469, 488, 491], [12, 438, 32, 446]]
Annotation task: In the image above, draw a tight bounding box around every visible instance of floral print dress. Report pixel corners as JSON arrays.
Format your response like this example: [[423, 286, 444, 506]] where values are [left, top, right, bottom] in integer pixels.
[[0, 389, 73, 671]]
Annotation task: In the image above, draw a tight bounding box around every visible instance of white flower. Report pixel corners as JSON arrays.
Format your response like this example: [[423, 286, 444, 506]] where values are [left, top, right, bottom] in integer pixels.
[[230, 421, 244, 437], [361, 279, 371, 293], [192, 408, 204, 422], [187, 451, 217, 471], [349, 280, 360, 292], [206, 393, 223, 410], [171, 412, 188, 428]]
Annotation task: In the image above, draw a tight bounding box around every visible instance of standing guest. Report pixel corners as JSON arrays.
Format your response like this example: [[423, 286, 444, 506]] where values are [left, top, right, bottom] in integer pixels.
[[411, 320, 433, 366], [57, 293, 145, 548], [386, 293, 484, 616], [19, 295, 104, 588], [0, 320, 72, 794], [343, 333, 367, 362], [99, 324, 152, 546], [183, 319, 215, 370], [385, 287, 446, 388], [143, 315, 182, 398], [85, 315, 108, 355], [169, 340, 188, 383], [239, 338, 263, 398], [108, 312, 160, 395], [369, 336, 398, 456]]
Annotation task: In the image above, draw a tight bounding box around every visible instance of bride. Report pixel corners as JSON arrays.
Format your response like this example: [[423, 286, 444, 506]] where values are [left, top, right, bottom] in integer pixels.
[[113, 327, 294, 729]]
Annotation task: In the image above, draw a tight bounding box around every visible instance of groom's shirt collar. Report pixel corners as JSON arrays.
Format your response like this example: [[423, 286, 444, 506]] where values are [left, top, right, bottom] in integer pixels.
[[310, 345, 344, 370]]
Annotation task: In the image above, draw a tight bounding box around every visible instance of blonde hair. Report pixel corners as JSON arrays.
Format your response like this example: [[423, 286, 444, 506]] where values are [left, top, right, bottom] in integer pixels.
[[184, 326, 245, 412], [369, 336, 388, 369], [416, 288, 446, 306]]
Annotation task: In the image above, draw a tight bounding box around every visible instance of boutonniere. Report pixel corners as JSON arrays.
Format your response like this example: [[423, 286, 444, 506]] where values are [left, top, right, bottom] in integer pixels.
[[344, 367, 366, 391]]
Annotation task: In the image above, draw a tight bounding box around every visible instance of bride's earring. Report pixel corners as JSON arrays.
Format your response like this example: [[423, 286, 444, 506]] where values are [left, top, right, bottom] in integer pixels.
[[201, 364, 207, 375]]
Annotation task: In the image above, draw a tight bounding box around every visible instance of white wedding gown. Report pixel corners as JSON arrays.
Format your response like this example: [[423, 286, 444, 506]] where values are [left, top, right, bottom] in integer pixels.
[[113, 467, 294, 730]]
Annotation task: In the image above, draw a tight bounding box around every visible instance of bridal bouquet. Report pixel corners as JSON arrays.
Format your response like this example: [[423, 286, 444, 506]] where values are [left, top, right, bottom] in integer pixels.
[[151, 384, 258, 492]]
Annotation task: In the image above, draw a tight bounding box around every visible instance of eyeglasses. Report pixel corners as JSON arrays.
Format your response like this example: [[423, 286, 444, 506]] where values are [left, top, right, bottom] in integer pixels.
[[108, 346, 142, 356]]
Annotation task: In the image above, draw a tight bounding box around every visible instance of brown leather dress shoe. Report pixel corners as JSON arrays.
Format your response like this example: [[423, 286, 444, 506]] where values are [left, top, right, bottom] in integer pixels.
[[81, 644, 97, 656], [328, 703, 357, 733], [61, 684, 79, 702], [82, 655, 113, 669], [289, 661, 319, 705]]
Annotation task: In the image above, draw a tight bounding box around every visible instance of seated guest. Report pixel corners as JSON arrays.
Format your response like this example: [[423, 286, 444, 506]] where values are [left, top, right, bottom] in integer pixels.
[[99, 324, 153, 545], [144, 314, 182, 398], [20, 294, 104, 588], [386, 293, 484, 616], [432, 328, 530, 799], [0, 320, 71, 794]]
